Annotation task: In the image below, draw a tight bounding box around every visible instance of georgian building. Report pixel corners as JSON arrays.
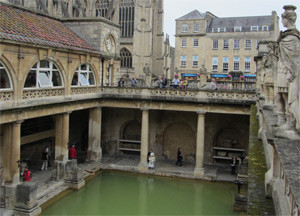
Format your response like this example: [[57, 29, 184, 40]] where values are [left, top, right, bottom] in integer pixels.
[[2, 0, 169, 81], [175, 10, 279, 80]]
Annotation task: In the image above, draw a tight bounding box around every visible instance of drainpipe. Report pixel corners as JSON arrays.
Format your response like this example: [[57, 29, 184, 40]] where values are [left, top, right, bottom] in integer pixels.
[[101, 57, 105, 88]]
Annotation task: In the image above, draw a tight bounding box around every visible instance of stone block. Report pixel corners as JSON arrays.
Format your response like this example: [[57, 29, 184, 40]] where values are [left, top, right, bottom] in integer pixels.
[[51, 160, 65, 181], [64, 160, 85, 190], [233, 194, 247, 212], [0, 186, 5, 208]]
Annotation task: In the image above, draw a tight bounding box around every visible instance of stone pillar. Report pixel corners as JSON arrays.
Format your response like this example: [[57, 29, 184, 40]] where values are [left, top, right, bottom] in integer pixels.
[[194, 112, 205, 177], [14, 182, 41, 216], [88, 107, 102, 161], [138, 109, 149, 172], [53, 112, 70, 180], [11, 121, 22, 184]]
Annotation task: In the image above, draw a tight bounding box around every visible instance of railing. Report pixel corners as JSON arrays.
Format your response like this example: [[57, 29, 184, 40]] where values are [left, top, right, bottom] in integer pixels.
[[101, 87, 257, 104], [0, 90, 13, 101], [71, 86, 97, 95], [22, 88, 64, 99]]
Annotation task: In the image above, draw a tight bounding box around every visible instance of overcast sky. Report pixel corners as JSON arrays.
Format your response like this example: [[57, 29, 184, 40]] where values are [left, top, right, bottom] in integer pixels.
[[164, 0, 300, 46]]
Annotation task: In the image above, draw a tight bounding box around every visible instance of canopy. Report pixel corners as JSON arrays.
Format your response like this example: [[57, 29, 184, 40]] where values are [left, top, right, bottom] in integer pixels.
[[181, 73, 198, 77], [211, 74, 228, 78], [244, 74, 256, 77]]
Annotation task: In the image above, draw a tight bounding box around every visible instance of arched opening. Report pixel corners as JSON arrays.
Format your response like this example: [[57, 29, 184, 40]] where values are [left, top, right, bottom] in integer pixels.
[[163, 123, 196, 162], [0, 61, 12, 89], [95, 0, 109, 18], [120, 48, 132, 68], [119, 121, 141, 155], [71, 64, 96, 86], [24, 60, 63, 88]]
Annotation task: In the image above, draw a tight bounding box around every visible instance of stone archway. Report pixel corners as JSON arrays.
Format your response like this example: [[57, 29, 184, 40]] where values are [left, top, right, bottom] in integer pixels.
[[214, 128, 243, 149], [163, 123, 196, 161]]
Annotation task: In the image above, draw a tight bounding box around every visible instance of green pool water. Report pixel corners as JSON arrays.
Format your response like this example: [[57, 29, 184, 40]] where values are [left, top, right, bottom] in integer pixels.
[[42, 171, 239, 215]]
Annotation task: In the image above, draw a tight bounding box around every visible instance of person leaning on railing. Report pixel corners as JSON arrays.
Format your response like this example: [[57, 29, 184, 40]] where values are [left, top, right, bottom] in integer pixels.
[[210, 78, 218, 90]]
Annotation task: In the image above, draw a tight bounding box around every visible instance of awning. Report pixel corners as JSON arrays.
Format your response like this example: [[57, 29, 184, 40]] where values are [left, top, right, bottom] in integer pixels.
[[244, 74, 256, 77], [181, 73, 198, 77], [211, 74, 228, 78]]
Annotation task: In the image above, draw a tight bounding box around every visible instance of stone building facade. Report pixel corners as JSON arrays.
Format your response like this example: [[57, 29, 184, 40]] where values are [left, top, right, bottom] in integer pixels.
[[175, 10, 279, 80], [2, 0, 170, 82]]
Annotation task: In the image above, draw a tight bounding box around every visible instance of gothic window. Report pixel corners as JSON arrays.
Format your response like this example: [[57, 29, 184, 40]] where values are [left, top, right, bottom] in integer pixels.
[[72, 64, 96, 86], [119, 0, 135, 38], [95, 0, 109, 18], [0, 61, 12, 89], [24, 60, 63, 88], [120, 48, 132, 68]]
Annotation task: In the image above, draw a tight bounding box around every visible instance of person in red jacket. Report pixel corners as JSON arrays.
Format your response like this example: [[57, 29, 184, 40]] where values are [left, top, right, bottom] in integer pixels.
[[23, 167, 32, 182], [69, 145, 77, 159]]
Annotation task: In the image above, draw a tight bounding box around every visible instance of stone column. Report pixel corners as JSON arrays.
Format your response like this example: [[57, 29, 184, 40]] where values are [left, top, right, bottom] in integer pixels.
[[88, 107, 102, 161], [194, 111, 205, 177], [11, 121, 22, 184], [138, 109, 149, 172], [53, 112, 70, 180]]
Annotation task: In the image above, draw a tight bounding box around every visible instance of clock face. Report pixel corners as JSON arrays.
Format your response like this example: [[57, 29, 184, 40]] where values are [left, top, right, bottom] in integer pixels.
[[106, 38, 112, 52]]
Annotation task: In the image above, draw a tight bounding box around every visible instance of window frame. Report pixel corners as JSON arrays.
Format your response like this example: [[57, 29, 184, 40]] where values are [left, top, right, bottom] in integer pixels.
[[223, 40, 229, 49], [245, 40, 252, 49], [234, 40, 240, 49], [212, 57, 218, 71], [193, 23, 199, 32], [251, 26, 259, 31], [181, 38, 187, 47], [262, 25, 269, 31], [181, 56, 187, 67], [234, 26, 242, 32], [223, 57, 229, 72], [192, 56, 198, 67], [233, 57, 240, 71], [24, 60, 63, 89], [182, 24, 188, 32], [193, 38, 199, 47], [213, 40, 218, 49], [244, 57, 251, 72], [72, 64, 96, 87], [0, 61, 13, 90]]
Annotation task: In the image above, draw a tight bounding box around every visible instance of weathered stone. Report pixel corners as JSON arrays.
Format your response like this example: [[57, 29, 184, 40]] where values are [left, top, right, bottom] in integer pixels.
[[233, 194, 247, 212], [51, 160, 65, 181], [64, 160, 85, 190]]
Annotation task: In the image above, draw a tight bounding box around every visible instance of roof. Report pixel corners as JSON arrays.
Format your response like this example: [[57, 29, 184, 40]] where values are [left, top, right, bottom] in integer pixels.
[[208, 15, 274, 32], [0, 4, 100, 54], [177, 10, 205, 20]]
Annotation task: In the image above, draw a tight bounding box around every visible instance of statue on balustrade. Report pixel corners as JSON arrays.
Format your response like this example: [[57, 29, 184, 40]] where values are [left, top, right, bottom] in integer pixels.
[[275, 5, 300, 133], [261, 42, 278, 107], [143, 63, 152, 87]]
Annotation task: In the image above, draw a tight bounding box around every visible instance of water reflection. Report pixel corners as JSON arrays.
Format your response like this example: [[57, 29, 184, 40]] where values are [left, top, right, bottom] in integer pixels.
[[42, 171, 238, 215]]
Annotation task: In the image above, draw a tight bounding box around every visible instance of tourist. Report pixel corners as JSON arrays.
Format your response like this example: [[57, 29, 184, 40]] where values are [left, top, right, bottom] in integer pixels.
[[23, 167, 32, 182], [162, 75, 167, 88], [118, 78, 124, 87], [231, 155, 237, 176], [172, 75, 180, 88], [157, 76, 163, 88], [210, 78, 218, 90], [131, 76, 137, 87], [46, 145, 52, 167], [69, 144, 77, 160], [182, 77, 188, 90], [175, 148, 183, 167], [148, 152, 156, 170], [41, 148, 48, 171], [147, 149, 153, 162]]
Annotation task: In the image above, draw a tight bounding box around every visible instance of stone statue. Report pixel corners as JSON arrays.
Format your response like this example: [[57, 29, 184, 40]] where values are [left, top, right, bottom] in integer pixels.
[[143, 63, 151, 87], [262, 42, 278, 106], [275, 5, 300, 133]]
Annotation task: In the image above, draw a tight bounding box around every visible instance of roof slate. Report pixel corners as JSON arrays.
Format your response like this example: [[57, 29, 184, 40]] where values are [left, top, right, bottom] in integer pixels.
[[0, 4, 100, 54], [208, 16, 274, 32], [177, 10, 205, 20]]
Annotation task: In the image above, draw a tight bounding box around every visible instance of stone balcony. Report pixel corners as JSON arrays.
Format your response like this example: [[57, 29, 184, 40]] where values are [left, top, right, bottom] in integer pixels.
[[0, 83, 257, 112]]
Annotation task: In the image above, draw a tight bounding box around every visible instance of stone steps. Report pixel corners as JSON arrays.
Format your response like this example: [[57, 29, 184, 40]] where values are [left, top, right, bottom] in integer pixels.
[[37, 181, 69, 206]]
